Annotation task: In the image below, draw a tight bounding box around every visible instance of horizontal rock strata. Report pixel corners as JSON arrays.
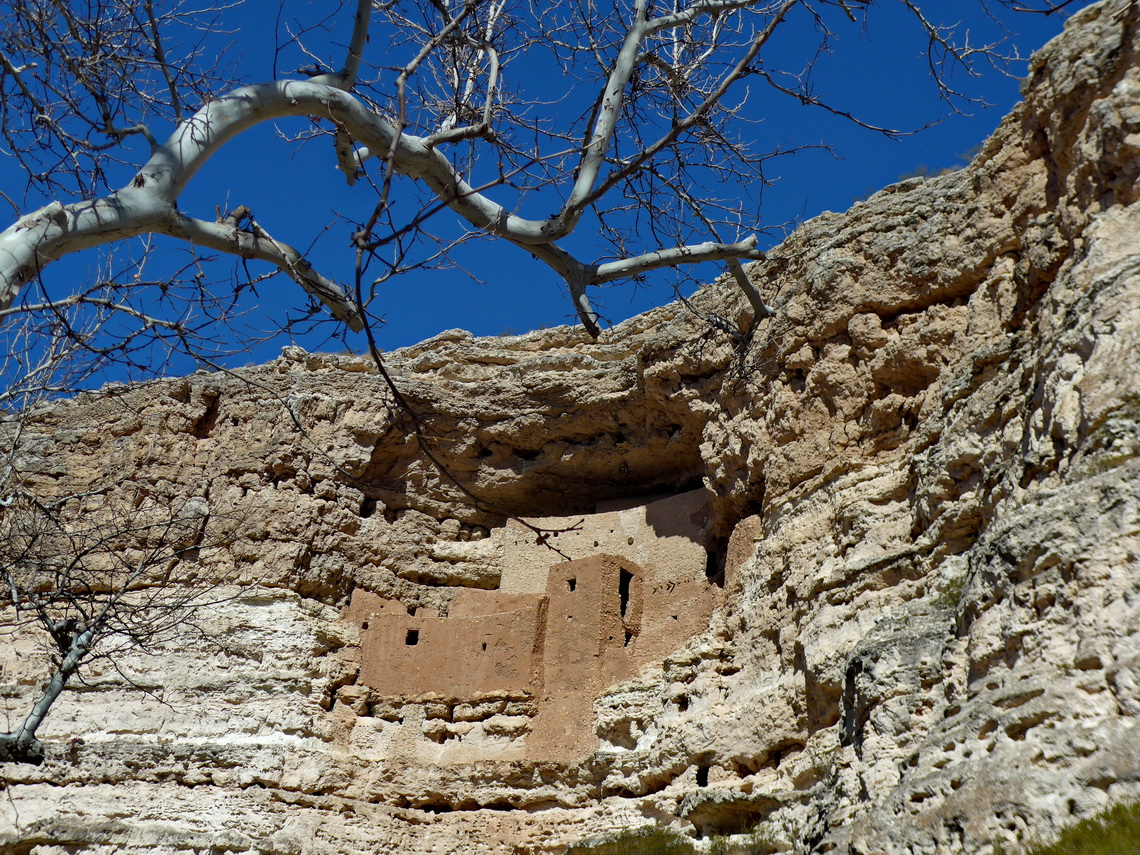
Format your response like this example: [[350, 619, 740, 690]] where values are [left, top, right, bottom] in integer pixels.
[[4, 1, 1140, 853]]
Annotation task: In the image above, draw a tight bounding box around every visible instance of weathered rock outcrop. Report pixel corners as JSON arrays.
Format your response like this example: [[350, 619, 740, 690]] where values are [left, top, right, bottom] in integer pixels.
[[4, 2, 1140, 852]]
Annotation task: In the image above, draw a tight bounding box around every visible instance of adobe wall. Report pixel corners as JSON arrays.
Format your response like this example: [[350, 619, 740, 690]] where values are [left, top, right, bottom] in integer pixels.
[[496, 488, 720, 669], [347, 487, 721, 759], [528, 555, 645, 758], [497, 488, 714, 595], [357, 590, 546, 698]]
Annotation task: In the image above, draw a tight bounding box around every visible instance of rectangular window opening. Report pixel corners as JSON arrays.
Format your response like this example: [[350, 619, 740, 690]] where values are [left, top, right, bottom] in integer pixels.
[[619, 569, 634, 618], [405, 628, 420, 646]]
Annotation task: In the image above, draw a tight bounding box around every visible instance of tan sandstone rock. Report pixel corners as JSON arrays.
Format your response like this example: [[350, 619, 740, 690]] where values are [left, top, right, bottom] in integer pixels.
[[5, 2, 1140, 853]]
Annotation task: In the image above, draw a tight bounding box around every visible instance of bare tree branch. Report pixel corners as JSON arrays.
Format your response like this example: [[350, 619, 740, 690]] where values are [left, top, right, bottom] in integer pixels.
[[167, 212, 364, 331], [0, 1, 1044, 342]]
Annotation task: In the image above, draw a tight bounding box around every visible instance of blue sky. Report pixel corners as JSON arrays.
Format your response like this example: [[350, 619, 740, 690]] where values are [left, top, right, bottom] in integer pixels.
[[0, 2, 1078, 377]]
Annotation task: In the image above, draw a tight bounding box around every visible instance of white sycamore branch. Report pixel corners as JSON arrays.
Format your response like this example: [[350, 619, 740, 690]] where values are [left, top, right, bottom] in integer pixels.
[[0, 0, 796, 338]]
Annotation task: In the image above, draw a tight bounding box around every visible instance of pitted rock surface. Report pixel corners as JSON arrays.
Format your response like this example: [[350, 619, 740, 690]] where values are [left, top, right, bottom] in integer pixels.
[[5, 3, 1140, 853]]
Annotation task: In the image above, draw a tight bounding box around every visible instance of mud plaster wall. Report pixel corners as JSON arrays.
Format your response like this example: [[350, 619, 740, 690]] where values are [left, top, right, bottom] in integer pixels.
[[358, 594, 546, 698], [347, 489, 720, 759]]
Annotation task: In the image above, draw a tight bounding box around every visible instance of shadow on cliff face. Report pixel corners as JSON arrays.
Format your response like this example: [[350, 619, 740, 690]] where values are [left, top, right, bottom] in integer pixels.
[[12, 5, 1140, 854], [345, 331, 722, 523]]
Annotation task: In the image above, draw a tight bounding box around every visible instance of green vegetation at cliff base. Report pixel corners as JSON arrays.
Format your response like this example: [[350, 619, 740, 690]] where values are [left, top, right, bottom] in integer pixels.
[[1002, 801, 1140, 855], [564, 825, 775, 855]]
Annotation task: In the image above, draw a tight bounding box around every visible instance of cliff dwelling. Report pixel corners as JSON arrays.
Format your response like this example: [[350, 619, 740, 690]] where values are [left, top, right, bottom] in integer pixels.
[[343, 488, 722, 761], [16, 3, 1140, 851]]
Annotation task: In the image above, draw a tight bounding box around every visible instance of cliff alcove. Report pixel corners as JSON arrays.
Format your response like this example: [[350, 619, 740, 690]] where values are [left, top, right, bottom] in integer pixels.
[[5, 2, 1140, 853]]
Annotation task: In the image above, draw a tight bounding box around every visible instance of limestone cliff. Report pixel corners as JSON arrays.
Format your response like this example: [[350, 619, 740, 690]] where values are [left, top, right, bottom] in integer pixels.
[[4, 1, 1140, 852]]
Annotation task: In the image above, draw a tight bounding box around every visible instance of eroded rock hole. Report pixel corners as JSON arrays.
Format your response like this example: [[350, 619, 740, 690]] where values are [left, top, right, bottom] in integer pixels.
[[696, 764, 710, 787], [705, 547, 726, 588], [190, 394, 220, 439], [295, 547, 312, 574], [360, 497, 378, 518], [840, 660, 867, 748]]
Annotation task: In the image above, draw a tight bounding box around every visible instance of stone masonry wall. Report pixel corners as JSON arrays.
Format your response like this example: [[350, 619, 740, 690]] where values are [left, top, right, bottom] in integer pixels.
[[345, 489, 718, 762]]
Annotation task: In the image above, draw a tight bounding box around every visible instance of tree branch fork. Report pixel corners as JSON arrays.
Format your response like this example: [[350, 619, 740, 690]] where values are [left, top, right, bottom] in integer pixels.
[[0, 2, 781, 339]]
